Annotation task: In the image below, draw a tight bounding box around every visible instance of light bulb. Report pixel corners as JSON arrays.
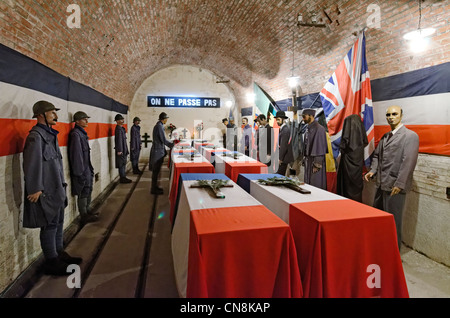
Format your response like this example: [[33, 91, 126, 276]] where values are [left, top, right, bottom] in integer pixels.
[[403, 28, 435, 53], [287, 76, 300, 88], [409, 36, 429, 53]]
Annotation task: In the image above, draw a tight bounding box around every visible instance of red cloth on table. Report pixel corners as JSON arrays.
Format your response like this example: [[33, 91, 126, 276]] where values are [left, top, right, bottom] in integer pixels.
[[225, 161, 268, 182], [187, 205, 303, 298], [289, 199, 409, 298], [169, 162, 214, 223]]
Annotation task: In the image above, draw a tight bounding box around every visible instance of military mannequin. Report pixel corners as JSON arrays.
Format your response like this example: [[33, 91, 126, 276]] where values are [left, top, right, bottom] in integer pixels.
[[364, 105, 419, 249], [23, 100, 82, 276], [130, 116, 143, 174], [68, 111, 98, 225], [114, 114, 132, 183], [150, 112, 174, 194], [275, 111, 294, 176]]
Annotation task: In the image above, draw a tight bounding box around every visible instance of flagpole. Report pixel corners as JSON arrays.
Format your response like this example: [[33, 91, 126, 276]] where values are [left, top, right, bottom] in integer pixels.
[[307, 93, 321, 110], [352, 26, 367, 37]]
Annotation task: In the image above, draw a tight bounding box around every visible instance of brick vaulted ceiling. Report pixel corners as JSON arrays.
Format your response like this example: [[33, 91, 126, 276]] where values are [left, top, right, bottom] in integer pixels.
[[0, 0, 448, 106]]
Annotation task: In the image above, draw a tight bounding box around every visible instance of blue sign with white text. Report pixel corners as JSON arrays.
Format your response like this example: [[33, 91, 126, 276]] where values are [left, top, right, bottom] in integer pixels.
[[147, 96, 221, 108]]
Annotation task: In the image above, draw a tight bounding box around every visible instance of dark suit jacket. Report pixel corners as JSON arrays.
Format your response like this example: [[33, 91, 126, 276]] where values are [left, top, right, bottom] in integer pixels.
[[369, 125, 419, 193], [257, 124, 272, 164], [278, 123, 294, 164]]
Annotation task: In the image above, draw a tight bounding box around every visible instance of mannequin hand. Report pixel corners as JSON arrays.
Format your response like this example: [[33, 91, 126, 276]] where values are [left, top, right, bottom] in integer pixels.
[[364, 172, 374, 181], [390, 186, 402, 196], [27, 191, 42, 203]]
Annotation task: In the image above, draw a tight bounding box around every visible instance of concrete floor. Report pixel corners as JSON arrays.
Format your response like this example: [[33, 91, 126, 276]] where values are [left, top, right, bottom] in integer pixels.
[[19, 162, 450, 299], [401, 245, 450, 298]]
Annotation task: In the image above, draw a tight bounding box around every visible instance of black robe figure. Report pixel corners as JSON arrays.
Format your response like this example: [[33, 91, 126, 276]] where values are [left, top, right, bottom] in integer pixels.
[[303, 118, 327, 190], [337, 114, 368, 202]]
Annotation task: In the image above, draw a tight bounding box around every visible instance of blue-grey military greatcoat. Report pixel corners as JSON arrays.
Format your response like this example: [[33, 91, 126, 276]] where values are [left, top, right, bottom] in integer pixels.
[[22, 124, 67, 228], [115, 125, 129, 168], [150, 121, 173, 165], [130, 123, 142, 162], [68, 124, 94, 196]]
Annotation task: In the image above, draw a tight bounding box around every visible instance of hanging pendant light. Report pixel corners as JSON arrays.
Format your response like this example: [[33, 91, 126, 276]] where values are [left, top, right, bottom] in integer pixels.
[[287, 30, 299, 88], [403, 0, 435, 53]]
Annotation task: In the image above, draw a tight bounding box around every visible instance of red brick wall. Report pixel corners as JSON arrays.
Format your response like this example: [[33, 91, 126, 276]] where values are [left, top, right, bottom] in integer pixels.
[[0, 1, 448, 106], [253, 0, 449, 101]]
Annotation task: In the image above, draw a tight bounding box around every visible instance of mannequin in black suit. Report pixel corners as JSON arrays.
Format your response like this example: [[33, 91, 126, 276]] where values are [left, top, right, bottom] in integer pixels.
[[275, 111, 294, 176]]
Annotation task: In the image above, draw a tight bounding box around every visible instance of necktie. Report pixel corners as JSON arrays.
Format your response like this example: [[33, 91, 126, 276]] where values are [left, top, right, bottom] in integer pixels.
[[387, 132, 393, 142]]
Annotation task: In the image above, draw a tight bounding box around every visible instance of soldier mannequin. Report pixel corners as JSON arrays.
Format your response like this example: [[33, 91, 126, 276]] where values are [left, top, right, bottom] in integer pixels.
[[221, 118, 228, 148], [302, 109, 327, 190], [150, 112, 174, 194], [114, 114, 132, 183], [130, 116, 143, 174], [275, 111, 294, 176], [68, 111, 98, 225], [23, 101, 82, 276]]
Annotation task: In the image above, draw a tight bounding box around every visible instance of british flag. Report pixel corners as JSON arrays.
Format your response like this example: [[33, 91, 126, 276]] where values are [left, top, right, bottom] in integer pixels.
[[320, 32, 375, 166]]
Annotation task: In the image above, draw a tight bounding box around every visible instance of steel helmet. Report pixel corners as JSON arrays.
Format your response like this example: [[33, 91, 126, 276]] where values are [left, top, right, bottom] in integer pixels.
[[114, 114, 125, 121], [73, 111, 90, 122], [32, 101, 60, 118]]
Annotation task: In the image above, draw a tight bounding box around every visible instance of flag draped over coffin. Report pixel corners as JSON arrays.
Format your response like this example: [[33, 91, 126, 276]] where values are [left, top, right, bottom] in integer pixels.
[[319, 32, 375, 166]]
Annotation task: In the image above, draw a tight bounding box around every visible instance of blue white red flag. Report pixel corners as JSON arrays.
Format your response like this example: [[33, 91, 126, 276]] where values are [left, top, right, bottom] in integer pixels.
[[253, 113, 259, 129], [319, 32, 375, 166]]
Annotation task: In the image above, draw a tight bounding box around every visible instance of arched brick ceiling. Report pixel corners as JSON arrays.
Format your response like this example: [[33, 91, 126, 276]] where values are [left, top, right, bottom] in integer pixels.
[[0, 0, 347, 105], [0, 1, 447, 106]]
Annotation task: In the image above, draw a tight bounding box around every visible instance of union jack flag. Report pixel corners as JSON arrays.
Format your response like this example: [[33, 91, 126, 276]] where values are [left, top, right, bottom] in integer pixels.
[[319, 32, 375, 166]]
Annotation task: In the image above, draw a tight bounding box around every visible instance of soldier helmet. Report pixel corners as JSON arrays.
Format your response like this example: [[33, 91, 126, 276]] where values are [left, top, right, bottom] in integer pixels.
[[114, 114, 125, 121], [133, 116, 141, 122], [301, 108, 316, 117], [73, 111, 90, 122], [32, 100, 60, 118], [159, 112, 169, 120]]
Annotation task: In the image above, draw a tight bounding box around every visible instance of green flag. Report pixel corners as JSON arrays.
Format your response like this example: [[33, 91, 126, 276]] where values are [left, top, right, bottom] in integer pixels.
[[254, 82, 279, 117]]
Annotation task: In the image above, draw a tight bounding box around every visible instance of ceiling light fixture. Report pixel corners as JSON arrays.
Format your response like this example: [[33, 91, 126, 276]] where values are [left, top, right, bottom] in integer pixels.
[[403, 0, 435, 53], [287, 30, 300, 88]]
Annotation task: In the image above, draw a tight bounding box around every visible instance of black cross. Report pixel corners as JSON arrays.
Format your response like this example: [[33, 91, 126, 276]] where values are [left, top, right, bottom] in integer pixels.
[[142, 133, 152, 148]]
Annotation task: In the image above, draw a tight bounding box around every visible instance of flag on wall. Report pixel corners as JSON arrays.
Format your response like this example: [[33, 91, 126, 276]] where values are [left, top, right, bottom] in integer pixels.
[[370, 62, 450, 156], [319, 32, 374, 166], [0, 43, 127, 157]]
